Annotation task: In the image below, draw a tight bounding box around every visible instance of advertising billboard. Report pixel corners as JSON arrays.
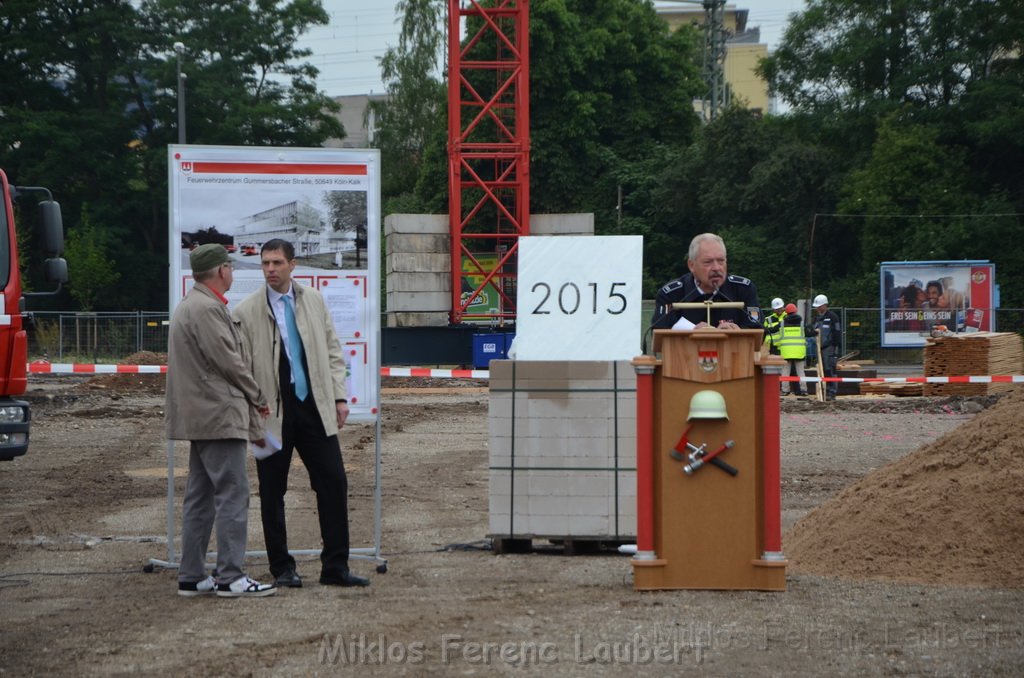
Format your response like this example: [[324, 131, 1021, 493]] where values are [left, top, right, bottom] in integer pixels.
[[460, 252, 503, 322], [168, 145, 381, 420], [879, 261, 996, 347]]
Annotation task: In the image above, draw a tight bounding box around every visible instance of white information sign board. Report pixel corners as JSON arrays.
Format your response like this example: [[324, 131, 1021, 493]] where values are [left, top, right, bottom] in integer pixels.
[[514, 235, 643, 360], [167, 145, 381, 420]]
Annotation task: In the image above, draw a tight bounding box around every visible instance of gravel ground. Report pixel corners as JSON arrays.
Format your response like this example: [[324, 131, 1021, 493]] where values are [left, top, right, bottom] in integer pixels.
[[0, 377, 1021, 676]]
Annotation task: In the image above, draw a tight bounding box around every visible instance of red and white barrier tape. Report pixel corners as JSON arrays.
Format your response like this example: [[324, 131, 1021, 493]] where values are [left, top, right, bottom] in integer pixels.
[[23, 363, 1024, 383], [781, 375, 1024, 384], [29, 363, 168, 374], [379, 367, 490, 379], [27, 363, 490, 379]]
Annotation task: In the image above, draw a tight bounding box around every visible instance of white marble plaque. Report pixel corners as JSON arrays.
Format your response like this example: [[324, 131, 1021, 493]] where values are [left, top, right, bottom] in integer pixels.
[[515, 236, 643, 360]]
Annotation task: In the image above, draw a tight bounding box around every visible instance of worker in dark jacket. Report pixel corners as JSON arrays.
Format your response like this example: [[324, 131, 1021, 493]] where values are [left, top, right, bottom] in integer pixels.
[[810, 294, 842, 400], [652, 233, 762, 332]]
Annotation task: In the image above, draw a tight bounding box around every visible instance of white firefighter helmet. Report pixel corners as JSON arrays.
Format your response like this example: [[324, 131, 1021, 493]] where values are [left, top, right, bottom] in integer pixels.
[[770, 297, 785, 311], [687, 390, 729, 420], [812, 294, 829, 308]]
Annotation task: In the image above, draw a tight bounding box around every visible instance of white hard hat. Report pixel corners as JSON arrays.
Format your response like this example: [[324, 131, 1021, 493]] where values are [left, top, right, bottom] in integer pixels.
[[687, 390, 729, 420], [770, 297, 784, 311], [812, 294, 829, 308]]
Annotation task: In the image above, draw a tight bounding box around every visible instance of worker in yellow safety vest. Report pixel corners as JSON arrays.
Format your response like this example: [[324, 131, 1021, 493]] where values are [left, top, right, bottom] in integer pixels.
[[762, 297, 785, 355], [777, 303, 810, 396]]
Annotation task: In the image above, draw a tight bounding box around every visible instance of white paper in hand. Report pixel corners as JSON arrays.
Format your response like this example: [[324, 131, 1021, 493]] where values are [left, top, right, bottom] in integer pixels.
[[251, 428, 282, 460], [671, 315, 696, 330]]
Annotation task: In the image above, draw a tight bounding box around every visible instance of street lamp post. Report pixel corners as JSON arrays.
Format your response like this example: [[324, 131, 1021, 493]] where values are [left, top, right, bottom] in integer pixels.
[[173, 42, 187, 144]]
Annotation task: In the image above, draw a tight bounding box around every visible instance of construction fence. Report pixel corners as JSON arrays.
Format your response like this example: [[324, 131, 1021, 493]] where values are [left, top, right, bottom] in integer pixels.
[[24, 308, 1024, 366]]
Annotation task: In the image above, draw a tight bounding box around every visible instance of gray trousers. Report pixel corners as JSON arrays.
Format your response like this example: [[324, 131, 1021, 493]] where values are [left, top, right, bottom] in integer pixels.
[[781, 358, 807, 395], [178, 439, 249, 585]]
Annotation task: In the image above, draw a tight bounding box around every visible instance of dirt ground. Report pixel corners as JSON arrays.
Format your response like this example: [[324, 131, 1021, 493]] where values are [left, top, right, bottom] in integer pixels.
[[1, 374, 1022, 676]]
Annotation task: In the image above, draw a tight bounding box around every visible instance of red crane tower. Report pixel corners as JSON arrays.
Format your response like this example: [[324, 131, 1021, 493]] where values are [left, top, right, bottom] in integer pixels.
[[447, 0, 530, 325]]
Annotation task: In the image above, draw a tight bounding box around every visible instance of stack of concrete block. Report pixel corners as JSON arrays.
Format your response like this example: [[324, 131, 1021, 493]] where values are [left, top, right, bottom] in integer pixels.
[[488, 359, 636, 540], [384, 214, 451, 327], [383, 213, 595, 328], [530, 213, 594, 236]]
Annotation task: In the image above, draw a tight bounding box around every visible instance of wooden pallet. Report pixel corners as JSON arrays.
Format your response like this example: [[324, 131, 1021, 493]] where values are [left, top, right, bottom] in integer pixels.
[[858, 382, 923, 397], [489, 535, 632, 556], [838, 364, 877, 396]]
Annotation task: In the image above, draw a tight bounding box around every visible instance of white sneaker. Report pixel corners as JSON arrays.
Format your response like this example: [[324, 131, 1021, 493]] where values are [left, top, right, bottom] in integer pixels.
[[216, 575, 277, 598], [178, 575, 216, 597]]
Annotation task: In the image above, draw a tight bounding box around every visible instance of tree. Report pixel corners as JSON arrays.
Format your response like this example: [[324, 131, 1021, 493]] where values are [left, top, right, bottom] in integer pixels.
[[759, 0, 1024, 114], [324, 191, 369, 268], [407, 0, 705, 243], [63, 205, 120, 311], [841, 113, 1019, 291], [0, 0, 345, 310], [638, 107, 848, 300], [526, 0, 703, 222], [756, 0, 1024, 306], [369, 0, 447, 209]]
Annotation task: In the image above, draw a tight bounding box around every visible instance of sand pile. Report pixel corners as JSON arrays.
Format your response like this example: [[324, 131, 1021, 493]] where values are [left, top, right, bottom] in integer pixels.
[[785, 387, 1024, 587]]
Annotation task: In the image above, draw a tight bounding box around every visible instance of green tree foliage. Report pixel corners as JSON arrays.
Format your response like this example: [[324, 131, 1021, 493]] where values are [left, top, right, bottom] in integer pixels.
[[405, 0, 706, 282], [0, 0, 344, 310], [843, 115, 973, 263], [5, 0, 1023, 316], [839, 112, 1022, 300], [640, 107, 847, 301], [752, 0, 1024, 307], [369, 0, 447, 210], [323, 191, 369, 267], [63, 205, 120, 311], [526, 0, 703, 223], [759, 0, 1021, 114]]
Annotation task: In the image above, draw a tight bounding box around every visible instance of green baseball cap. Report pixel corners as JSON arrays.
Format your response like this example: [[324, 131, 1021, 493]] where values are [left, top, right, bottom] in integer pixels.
[[190, 244, 230, 273]]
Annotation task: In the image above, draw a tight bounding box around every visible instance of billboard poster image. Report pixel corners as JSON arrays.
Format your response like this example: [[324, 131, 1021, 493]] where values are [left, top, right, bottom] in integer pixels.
[[879, 261, 996, 347], [168, 145, 381, 419], [460, 252, 503, 322]]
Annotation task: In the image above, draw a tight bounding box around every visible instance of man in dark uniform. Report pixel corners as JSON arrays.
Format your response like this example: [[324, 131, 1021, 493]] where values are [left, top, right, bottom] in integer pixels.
[[809, 293, 842, 400], [651, 233, 762, 331]]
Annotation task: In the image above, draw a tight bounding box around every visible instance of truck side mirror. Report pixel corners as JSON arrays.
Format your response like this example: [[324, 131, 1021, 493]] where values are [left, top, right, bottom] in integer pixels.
[[38, 200, 65, 257], [44, 257, 68, 285]]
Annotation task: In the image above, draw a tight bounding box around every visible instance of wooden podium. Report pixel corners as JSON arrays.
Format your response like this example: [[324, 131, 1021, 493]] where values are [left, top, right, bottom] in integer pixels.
[[631, 329, 787, 591]]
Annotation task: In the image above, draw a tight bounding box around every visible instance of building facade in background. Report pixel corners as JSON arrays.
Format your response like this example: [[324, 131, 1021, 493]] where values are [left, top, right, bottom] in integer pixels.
[[655, 3, 771, 114], [326, 94, 386, 149]]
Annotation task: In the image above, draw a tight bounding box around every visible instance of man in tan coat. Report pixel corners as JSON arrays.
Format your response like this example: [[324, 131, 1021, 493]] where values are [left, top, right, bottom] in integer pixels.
[[234, 239, 368, 588], [166, 244, 275, 598]]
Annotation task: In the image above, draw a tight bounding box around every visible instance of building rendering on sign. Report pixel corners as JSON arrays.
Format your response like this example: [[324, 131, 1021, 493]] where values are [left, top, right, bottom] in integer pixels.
[[235, 198, 356, 257]]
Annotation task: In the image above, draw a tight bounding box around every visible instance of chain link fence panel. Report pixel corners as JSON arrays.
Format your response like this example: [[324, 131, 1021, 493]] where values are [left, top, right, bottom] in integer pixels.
[[28, 312, 169, 362], [21, 308, 1024, 368]]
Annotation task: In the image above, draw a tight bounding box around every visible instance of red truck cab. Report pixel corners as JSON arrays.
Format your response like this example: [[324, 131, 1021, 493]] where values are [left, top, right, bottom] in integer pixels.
[[0, 169, 68, 460]]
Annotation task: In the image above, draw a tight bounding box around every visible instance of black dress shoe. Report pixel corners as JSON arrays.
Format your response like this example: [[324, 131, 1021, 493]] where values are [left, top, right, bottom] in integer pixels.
[[274, 569, 303, 588], [319, 570, 370, 587]]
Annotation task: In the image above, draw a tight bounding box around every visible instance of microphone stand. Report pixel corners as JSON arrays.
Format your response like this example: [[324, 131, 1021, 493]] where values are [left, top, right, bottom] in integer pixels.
[[643, 287, 744, 354], [671, 300, 745, 326]]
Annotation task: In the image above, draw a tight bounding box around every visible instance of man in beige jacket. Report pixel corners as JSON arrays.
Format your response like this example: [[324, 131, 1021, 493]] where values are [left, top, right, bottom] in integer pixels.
[[234, 239, 369, 588], [166, 244, 274, 598]]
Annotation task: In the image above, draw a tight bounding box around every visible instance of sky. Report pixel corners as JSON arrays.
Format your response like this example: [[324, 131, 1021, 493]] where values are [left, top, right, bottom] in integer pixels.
[[298, 1, 809, 98]]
